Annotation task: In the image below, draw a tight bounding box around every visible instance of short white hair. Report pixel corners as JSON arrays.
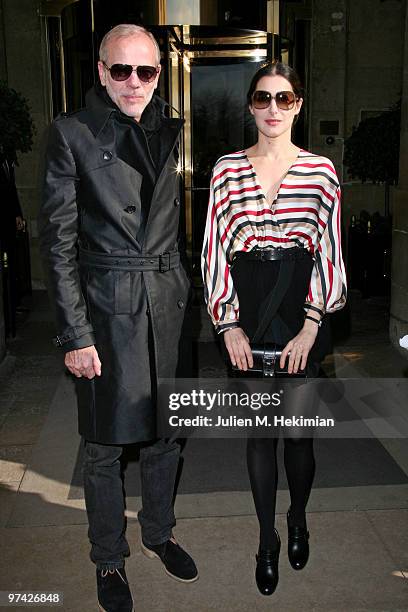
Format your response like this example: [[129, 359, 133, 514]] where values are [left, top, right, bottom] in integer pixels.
[[99, 24, 161, 65]]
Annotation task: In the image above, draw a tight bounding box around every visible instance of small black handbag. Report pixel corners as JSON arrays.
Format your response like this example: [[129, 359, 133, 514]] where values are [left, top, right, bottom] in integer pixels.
[[232, 255, 306, 378], [246, 343, 306, 377]]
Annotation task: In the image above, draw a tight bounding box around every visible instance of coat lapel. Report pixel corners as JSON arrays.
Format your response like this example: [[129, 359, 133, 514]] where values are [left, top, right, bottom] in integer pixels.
[[83, 86, 184, 246], [155, 118, 184, 178]]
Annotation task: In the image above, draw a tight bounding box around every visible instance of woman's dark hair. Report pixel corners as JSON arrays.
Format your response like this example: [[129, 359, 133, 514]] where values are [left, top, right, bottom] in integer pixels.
[[246, 61, 304, 106]]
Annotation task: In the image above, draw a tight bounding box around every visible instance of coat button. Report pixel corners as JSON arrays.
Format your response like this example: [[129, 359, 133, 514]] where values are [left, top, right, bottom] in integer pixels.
[[103, 151, 112, 161], [177, 299, 184, 309], [174, 197, 180, 207], [124, 205, 136, 213]]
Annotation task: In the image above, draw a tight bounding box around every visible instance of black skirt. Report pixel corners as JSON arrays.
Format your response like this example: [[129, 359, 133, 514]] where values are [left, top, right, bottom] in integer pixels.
[[229, 248, 331, 372]]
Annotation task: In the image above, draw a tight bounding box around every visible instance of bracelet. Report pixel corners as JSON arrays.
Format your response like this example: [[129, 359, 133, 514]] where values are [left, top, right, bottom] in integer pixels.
[[304, 315, 322, 327], [217, 323, 239, 334]]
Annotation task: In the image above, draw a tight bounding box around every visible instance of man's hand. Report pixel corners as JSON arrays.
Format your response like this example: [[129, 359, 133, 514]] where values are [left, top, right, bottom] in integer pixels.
[[224, 327, 253, 371], [279, 319, 319, 374], [65, 346, 102, 379]]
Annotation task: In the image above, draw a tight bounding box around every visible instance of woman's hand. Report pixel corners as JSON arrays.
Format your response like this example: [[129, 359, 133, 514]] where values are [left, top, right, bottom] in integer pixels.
[[280, 319, 319, 374], [223, 327, 254, 371]]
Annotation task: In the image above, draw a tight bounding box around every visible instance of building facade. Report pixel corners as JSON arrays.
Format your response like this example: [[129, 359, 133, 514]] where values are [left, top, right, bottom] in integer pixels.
[[0, 0, 406, 359]]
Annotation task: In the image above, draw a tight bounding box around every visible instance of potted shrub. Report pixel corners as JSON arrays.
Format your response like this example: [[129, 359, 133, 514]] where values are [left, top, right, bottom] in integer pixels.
[[343, 101, 401, 297], [343, 100, 400, 216], [0, 81, 35, 163]]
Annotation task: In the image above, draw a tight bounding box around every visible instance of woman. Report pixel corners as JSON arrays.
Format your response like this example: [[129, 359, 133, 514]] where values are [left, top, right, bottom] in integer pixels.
[[201, 61, 346, 596]]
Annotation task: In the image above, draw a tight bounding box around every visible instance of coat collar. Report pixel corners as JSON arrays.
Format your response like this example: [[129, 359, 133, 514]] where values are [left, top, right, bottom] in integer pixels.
[[84, 84, 183, 137], [84, 85, 116, 136]]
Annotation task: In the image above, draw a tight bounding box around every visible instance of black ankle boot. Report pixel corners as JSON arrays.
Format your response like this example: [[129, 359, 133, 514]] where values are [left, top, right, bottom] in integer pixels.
[[255, 529, 280, 596], [287, 510, 309, 570]]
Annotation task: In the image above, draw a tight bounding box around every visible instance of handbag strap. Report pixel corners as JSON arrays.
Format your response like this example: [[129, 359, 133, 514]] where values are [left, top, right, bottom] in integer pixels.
[[251, 259, 295, 344]]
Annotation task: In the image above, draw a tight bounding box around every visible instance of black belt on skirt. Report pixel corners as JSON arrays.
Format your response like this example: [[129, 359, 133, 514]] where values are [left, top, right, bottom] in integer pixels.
[[78, 248, 180, 272], [233, 246, 311, 263]]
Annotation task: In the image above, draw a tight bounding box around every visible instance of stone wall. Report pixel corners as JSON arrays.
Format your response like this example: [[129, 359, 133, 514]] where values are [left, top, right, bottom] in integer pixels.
[[2, 0, 52, 287], [310, 0, 407, 355], [0, 0, 52, 362], [0, 0, 406, 362], [310, 0, 405, 224], [0, 271, 5, 363], [390, 3, 408, 353], [0, 0, 6, 360], [8, 0, 405, 285]]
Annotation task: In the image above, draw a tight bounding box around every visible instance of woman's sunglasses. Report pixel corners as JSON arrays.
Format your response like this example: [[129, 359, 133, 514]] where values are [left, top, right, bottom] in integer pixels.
[[252, 90, 298, 110], [103, 62, 159, 83]]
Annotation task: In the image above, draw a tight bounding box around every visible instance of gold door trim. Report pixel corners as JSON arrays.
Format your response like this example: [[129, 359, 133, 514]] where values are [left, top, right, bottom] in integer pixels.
[[185, 49, 268, 59], [183, 34, 268, 46], [158, 0, 167, 25]]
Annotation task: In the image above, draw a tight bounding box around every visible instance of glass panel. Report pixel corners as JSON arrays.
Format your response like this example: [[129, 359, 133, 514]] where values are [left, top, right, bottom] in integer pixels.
[[190, 60, 262, 270], [167, 0, 200, 25], [61, 0, 95, 111]]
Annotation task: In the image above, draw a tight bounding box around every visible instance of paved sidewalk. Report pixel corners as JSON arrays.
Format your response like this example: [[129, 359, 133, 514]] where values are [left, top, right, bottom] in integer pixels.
[[0, 292, 407, 611]]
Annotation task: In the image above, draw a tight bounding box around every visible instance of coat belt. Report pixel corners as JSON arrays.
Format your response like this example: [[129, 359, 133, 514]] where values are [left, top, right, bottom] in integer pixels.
[[78, 248, 180, 272]]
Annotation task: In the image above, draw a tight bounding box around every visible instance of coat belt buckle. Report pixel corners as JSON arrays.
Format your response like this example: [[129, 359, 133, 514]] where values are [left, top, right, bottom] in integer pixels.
[[159, 252, 171, 272]]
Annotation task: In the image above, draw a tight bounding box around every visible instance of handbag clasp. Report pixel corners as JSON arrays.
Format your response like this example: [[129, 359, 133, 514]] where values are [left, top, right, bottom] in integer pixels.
[[263, 346, 277, 377]]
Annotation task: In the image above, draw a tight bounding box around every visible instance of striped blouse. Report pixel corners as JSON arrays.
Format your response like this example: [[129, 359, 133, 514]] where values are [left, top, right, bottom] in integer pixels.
[[201, 149, 347, 332]]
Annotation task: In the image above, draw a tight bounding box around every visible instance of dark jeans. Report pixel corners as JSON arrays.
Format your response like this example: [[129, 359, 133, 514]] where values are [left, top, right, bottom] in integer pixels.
[[83, 437, 180, 570]]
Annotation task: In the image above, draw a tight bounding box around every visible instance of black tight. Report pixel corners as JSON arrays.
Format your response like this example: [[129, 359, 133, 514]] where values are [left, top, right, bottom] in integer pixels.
[[247, 437, 315, 549]]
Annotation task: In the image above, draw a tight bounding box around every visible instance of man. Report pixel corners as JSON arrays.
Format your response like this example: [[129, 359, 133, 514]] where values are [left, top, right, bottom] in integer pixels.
[[39, 24, 197, 612]]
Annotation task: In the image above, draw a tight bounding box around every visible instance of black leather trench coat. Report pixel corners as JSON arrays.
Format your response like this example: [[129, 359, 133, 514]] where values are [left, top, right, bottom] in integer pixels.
[[39, 87, 189, 444]]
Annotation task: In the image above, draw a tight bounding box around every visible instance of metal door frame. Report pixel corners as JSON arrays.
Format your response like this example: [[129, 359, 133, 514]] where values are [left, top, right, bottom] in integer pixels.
[[161, 26, 278, 266]]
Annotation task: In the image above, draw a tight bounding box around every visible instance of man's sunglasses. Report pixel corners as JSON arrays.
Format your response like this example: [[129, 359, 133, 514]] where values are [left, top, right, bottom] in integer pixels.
[[252, 90, 298, 110], [103, 62, 159, 83]]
